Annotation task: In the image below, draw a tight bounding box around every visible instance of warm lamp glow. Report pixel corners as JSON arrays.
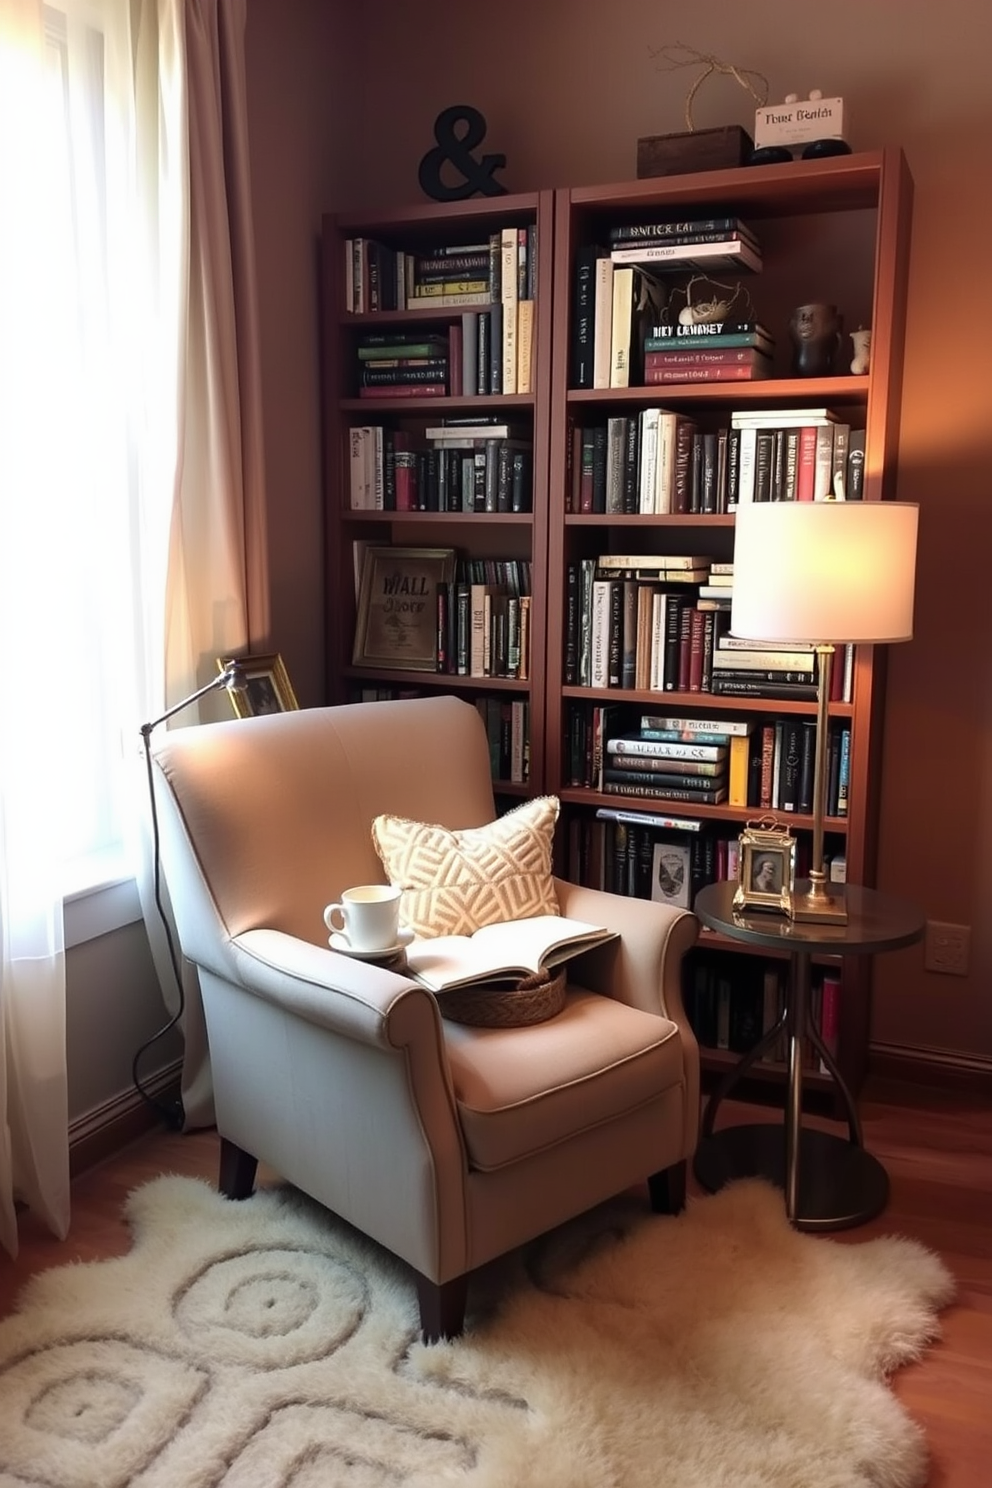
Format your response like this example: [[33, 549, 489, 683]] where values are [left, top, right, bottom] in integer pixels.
[[731, 501, 918, 646], [730, 500, 919, 923]]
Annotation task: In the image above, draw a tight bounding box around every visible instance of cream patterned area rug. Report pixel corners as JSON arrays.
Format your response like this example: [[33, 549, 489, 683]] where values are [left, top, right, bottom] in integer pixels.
[[0, 1175, 954, 1488]]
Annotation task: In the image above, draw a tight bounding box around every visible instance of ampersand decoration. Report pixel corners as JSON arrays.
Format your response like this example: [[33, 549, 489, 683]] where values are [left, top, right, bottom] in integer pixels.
[[418, 105, 508, 202]]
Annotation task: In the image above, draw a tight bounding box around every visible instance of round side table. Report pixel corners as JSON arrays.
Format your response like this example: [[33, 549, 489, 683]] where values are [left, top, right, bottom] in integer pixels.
[[692, 880, 924, 1232]]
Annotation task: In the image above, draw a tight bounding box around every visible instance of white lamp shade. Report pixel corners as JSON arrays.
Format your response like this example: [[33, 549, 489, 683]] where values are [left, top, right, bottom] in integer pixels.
[[731, 501, 919, 645]]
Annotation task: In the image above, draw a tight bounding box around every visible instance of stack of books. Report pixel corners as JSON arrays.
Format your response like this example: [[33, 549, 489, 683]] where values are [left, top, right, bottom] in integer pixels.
[[601, 730, 729, 805], [608, 216, 762, 274], [356, 333, 449, 399], [642, 320, 774, 385]]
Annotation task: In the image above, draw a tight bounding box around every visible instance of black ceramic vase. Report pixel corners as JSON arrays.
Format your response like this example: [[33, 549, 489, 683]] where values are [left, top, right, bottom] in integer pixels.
[[789, 303, 842, 377]]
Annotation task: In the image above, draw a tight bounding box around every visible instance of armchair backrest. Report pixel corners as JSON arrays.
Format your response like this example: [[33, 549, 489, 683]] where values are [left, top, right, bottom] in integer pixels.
[[151, 695, 496, 956]]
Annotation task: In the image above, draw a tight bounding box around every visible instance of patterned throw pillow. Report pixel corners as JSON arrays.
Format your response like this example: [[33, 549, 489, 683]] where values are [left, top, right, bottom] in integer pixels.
[[371, 796, 560, 939]]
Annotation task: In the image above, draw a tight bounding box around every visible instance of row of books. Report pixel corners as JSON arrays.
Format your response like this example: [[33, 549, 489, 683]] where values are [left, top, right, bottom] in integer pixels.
[[564, 559, 854, 703], [685, 952, 839, 1068], [437, 559, 533, 681], [566, 706, 852, 816], [566, 805, 846, 906], [346, 686, 528, 786], [732, 407, 866, 504], [572, 218, 763, 390], [348, 422, 533, 513], [345, 226, 538, 311], [475, 696, 530, 784], [566, 406, 866, 515], [346, 226, 537, 397]]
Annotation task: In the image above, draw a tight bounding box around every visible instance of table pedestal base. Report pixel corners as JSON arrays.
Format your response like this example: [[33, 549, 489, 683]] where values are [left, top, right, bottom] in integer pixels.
[[693, 1125, 889, 1232]]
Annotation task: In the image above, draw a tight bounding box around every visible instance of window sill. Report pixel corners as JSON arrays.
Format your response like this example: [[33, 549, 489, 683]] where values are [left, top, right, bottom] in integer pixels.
[[64, 860, 143, 950]]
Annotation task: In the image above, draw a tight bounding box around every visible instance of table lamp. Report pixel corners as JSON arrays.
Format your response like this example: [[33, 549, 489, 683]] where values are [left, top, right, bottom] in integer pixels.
[[731, 501, 919, 924]]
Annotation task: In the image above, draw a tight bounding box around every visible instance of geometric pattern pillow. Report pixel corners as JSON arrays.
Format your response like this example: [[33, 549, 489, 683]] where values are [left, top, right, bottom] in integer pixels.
[[370, 796, 560, 939]]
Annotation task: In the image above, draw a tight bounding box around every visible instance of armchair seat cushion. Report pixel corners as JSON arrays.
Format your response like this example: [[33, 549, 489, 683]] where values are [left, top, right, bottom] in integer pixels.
[[443, 988, 683, 1171]]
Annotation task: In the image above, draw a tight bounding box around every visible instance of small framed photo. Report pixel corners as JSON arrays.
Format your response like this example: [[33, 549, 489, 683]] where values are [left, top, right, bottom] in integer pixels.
[[353, 546, 456, 671], [733, 818, 797, 915], [217, 652, 299, 718], [651, 840, 691, 909]]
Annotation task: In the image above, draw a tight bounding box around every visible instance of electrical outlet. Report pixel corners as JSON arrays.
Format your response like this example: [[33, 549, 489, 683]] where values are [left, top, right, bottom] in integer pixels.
[[924, 921, 971, 976]]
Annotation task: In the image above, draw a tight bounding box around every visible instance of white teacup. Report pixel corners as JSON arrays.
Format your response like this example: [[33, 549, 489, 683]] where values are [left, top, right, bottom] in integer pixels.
[[324, 884, 412, 954]]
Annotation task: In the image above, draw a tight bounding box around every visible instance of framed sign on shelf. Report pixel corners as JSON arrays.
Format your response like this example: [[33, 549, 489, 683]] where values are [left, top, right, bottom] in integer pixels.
[[353, 546, 456, 672]]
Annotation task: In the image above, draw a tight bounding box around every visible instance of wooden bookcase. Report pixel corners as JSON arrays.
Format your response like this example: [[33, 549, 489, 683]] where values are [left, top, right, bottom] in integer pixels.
[[320, 190, 555, 797], [320, 150, 913, 1103], [546, 149, 913, 1101]]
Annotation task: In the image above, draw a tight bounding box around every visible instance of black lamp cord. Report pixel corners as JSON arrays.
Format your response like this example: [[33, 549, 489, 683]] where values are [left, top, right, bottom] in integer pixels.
[[134, 725, 186, 1131]]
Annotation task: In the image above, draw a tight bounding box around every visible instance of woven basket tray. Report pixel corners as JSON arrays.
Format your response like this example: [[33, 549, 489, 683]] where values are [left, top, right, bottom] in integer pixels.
[[438, 967, 567, 1028]]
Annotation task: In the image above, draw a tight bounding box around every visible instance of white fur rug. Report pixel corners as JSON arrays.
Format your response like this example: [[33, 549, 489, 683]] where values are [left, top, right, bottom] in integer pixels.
[[0, 1176, 953, 1488]]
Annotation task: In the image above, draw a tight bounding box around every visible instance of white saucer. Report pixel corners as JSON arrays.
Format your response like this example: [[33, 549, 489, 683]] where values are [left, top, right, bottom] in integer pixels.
[[328, 933, 409, 961]]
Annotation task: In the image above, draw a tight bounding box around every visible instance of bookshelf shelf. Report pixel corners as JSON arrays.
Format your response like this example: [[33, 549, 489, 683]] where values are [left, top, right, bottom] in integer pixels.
[[566, 376, 869, 409]]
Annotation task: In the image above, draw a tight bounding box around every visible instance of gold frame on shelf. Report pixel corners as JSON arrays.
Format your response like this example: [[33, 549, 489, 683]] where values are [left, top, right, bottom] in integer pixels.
[[353, 546, 456, 672], [733, 816, 797, 916], [216, 652, 299, 718]]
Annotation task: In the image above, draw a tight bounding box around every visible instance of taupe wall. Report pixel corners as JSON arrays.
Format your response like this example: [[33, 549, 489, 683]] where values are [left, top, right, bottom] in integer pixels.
[[66, 0, 992, 1129]]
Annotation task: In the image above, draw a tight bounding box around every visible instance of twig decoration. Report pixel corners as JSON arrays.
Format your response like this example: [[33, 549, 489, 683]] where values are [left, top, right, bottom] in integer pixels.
[[649, 43, 768, 131]]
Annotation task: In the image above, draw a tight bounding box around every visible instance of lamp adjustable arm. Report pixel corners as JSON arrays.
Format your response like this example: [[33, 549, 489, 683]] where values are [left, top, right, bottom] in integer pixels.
[[140, 661, 240, 742]]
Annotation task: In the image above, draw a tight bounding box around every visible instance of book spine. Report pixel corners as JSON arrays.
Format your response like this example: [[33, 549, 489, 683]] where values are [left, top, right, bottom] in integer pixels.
[[358, 384, 447, 398], [592, 257, 615, 389], [710, 678, 819, 700], [610, 240, 760, 271], [609, 217, 745, 241], [595, 807, 704, 832], [607, 737, 726, 761], [644, 363, 770, 384], [602, 781, 727, 804], [639, 713, 751, 736], [643, 347, 769, 366]]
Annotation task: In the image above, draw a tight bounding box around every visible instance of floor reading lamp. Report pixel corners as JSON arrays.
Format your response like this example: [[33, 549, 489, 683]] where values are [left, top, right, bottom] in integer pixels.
[[731, 500, 919, 923], [135, 661, 242, 1127]]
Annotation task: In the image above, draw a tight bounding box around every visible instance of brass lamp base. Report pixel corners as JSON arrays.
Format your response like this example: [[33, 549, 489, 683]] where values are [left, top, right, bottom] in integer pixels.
[[789, 877, 848, 925]]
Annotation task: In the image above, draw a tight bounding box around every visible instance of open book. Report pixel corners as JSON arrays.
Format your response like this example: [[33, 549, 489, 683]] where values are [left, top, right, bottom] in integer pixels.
[[404, 914, 617, 994]]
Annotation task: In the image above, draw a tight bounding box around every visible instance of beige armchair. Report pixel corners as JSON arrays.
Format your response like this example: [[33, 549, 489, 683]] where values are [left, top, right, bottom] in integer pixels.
[[151, 695, 699, 1340]]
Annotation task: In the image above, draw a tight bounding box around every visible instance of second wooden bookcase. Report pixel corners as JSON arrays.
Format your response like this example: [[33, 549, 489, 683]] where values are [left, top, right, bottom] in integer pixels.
[[546, 148, 912, 1102]]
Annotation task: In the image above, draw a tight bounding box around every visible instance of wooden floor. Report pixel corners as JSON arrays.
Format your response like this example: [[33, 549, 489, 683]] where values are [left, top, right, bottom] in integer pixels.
[[1, 1080, 990, 1487]]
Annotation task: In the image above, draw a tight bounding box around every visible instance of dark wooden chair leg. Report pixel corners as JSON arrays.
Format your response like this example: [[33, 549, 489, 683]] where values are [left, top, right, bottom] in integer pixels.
[[648, 1159, 687, 1214], [218, 1137, 258, 1200], [415, 1271, 468, 1344]]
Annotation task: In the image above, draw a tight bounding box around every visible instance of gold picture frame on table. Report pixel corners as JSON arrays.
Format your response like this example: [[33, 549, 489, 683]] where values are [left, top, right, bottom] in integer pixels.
[[733, 816, 797, 916], [216, 653, 299, 718], [353, 546, 456, 672]]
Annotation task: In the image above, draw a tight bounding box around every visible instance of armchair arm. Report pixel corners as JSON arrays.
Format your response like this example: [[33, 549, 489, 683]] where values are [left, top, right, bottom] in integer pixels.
[[229, 929, 445, 1054], [219, 928, 471, 1281], [554, 877, 698, 1024]]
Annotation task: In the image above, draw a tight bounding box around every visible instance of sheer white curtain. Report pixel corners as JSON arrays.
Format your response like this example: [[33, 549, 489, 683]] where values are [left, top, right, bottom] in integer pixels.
[[0, 0, 266, 1255]]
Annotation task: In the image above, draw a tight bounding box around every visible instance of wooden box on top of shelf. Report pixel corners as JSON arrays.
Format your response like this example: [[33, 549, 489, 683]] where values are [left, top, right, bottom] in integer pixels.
[[546, 149, 913, 1100]]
